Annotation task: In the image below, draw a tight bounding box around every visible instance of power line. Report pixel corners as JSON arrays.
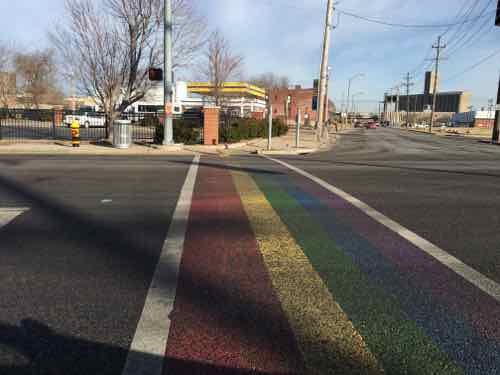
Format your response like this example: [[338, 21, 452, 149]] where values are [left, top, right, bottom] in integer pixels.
[[443, 48, 500, 83], [256, 0, 497, 29], [336, 8, 497, 29], [444, 0, 495, 57], [442, 0, 482, 44], [441, 0, 471, 37], [445, 7, 496, 58]]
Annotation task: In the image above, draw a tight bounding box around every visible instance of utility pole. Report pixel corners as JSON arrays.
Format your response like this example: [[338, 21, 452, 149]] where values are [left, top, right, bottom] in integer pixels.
[[267, 105, 273, 151], [395, 86, 400, 127], [402, 73, 414, 128], [429, 35, 446, 133], [317, 0, 334, 139], [296, 109, 301, 148], [163, 0, 174, 145], [492, 73, 500, 142], [383, 93, 388, 123]]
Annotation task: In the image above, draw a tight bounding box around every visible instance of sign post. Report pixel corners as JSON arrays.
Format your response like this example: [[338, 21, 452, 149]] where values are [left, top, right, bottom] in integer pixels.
[[163, 0, 174, 145]]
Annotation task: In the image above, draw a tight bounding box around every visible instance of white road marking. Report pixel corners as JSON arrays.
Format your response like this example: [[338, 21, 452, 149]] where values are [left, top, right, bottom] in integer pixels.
[[101, 199, 113, 204], [0, 207, 29, 229], [264, 155, 500, 303], [121, 155, 200, 375]]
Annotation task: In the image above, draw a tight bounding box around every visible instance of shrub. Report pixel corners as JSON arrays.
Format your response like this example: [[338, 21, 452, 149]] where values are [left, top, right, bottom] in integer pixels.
[[154, 117, 203, 145], [219, 117, 288, 143]]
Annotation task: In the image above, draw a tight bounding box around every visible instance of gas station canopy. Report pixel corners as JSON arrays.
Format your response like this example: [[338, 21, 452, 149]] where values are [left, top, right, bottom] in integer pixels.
[[187, 82, 267, 100]]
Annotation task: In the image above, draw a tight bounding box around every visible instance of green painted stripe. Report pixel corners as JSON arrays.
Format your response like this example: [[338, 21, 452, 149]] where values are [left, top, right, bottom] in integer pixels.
[[232, 171, 383, 375], [253, 173, 463, 375]]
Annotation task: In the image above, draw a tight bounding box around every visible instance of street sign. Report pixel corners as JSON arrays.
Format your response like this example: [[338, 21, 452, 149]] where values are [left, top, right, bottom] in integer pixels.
[[149, 68, 163, 81], [164, 103, 173, 116], [495, 104, 500, 111]]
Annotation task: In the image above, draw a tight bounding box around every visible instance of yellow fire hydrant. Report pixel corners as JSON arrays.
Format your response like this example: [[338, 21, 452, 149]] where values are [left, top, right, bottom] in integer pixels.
[[71, 120, 80, 148]]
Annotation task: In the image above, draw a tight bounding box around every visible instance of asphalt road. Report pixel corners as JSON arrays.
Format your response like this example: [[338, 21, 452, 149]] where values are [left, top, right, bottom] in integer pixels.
[[279, 128, 500, 284], [0, 155, 193, 374], [2, 131, 500, 374]]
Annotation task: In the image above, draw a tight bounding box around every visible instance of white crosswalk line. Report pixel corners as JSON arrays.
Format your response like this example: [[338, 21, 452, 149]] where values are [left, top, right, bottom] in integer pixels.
[[265, 155, 500, 304], [121, 155, 200, 375]]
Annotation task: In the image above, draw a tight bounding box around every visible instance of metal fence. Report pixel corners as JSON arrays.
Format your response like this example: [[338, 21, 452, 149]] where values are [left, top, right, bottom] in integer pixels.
[[0, 108, 204, 143]]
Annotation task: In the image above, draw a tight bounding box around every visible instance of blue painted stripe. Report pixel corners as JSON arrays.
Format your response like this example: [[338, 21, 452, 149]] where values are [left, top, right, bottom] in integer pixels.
[[275, 174, 500, 375]]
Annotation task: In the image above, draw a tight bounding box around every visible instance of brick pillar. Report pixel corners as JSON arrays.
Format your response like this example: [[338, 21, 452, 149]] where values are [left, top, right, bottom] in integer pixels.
[[203, 106, 220, 145]]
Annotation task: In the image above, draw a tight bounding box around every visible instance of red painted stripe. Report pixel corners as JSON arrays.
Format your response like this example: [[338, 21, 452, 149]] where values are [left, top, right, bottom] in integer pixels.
[[164, 158, 305, 375]]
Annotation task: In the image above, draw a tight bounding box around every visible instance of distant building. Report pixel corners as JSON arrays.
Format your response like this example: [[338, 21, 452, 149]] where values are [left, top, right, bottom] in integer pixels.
[[385, 71, 470, 114], [269, 85, 335, 126], [451, 110, 496, 128]]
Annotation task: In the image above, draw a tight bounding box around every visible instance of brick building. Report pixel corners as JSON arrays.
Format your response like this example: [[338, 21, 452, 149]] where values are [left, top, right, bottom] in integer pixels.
[[269, 85, 335, 126]]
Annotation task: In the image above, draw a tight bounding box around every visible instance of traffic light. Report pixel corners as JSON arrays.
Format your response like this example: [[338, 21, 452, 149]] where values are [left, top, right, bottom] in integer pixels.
[[312, 96, 318, 111], [496, 0, 500, 26], [148, 68, 163, 81]]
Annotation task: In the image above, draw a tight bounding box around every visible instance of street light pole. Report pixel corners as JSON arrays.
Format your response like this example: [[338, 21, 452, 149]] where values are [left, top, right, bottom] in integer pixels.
[[346, 73, 364, 126], [352, 92, 364, 121], [163, 0, 174, 145]]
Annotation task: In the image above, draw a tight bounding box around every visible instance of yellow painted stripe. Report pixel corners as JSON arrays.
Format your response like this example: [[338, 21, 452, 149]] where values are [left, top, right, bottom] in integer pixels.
[[232, 171, 383, 375]]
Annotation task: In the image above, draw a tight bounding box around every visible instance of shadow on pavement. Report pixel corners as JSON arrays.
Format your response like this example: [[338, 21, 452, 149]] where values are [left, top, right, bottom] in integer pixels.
[[274, 158, 500, 179], [169, 157, 284, 176], [0, 319, 295, 375]]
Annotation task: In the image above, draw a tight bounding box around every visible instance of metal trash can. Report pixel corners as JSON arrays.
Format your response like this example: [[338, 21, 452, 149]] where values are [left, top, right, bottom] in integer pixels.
[[113, 119, 132, 149]]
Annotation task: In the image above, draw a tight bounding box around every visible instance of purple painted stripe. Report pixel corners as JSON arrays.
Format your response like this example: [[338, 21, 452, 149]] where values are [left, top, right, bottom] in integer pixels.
[[288, 173, 500, 342]]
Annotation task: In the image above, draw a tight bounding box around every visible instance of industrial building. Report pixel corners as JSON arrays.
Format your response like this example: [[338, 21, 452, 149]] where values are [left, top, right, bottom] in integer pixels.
[[384, 71, 471, 115], [451, 111, 496, 128]]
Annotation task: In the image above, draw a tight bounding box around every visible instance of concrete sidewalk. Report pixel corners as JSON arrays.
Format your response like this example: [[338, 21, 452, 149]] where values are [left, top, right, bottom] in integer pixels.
[[0, 140, 190, 155]]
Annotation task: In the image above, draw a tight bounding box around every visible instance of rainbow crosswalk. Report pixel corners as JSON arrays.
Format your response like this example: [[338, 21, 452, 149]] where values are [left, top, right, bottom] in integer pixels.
[[161, 156, 500, 375]]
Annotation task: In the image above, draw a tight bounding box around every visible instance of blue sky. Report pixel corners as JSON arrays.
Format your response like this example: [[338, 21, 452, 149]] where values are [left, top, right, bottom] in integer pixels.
[[2, 0, 499, 111]]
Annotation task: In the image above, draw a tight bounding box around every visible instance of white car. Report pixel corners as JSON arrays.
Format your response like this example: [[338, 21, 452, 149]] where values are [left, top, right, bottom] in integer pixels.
[[64, 113, 106, 128]]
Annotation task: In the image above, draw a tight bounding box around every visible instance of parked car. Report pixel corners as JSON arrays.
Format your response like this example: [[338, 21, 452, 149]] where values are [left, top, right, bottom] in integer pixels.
[[354, 121, 363, 128], [64, 113, 106, 128], [364, 121, 377, 129]]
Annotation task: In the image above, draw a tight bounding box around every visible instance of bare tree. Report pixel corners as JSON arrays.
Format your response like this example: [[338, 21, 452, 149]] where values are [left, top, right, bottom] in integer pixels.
[[51, 0, 206, 140], [14, 49, 62, 109], [249, 72, 290, 90], [171, 0, 207, 69], [0, 41, 15, 109], [200, 30, 244, 107]]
